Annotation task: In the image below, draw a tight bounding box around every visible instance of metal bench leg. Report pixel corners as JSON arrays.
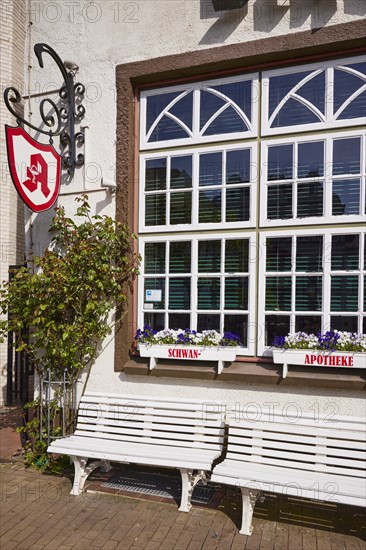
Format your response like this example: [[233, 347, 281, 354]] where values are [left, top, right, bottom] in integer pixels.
[[239, 488, 259, 535], [70, 456, 110, 495], [178, 469, 206, 512]]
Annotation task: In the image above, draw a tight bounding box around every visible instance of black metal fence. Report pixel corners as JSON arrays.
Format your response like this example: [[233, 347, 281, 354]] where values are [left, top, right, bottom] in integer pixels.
[[6, 265, 34, 407]]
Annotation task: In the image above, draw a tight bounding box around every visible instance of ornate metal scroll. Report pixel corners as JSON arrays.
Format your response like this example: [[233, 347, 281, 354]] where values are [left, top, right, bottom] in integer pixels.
[[4, 43, 85, 175]]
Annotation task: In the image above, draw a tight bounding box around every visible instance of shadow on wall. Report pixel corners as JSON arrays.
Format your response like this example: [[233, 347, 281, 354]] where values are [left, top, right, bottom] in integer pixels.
[[343, 0, 366, 16], [200, 0, 340, 43], [199, 0, 248, 44]]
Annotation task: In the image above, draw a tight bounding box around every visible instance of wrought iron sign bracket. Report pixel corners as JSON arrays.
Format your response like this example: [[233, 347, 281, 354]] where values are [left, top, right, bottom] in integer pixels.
[[4, 43, 85, 175]]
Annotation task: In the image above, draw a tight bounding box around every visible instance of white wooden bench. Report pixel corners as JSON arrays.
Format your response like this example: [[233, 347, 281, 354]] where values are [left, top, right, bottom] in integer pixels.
[[47, 392, 225, 512], [211, 411, 366, 535]]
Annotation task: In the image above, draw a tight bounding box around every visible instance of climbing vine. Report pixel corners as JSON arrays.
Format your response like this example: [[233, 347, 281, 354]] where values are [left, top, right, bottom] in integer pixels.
[[0, 195, 140, 468]]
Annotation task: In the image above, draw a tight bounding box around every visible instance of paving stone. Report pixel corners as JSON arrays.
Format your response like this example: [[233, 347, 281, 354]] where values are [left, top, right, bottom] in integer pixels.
[[0, 463, 365, 550]]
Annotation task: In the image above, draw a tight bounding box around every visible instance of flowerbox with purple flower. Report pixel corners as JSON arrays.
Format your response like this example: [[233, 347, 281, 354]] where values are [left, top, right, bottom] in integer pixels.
[[135, 327, 241, 373], [272, 330, 366, 378]]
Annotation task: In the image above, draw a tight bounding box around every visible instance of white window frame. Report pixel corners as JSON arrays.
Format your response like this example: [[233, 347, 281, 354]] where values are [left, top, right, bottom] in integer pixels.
[[261, 55, 366, 136], [140, 73, 259, 150], [258, 227, 366, 356], [139, 141, 258, 233], [260, 130, 366, 228], [138, 232, 257, 356]]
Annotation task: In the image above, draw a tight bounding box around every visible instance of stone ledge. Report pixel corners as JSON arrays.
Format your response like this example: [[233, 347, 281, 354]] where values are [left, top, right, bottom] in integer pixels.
[[122, 357, 366, 391]]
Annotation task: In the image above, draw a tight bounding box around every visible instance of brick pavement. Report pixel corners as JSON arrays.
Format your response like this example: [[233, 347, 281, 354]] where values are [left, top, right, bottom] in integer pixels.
[[0, 462, 365, 550]]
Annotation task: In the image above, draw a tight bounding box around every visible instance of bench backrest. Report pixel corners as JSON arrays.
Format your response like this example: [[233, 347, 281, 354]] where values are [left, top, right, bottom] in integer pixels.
[[226, 411, 366, 479], [75, 392, 225, 452]]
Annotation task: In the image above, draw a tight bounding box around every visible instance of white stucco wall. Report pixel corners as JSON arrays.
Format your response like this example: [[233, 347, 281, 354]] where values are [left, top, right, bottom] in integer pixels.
[[23, 0, 366, 416]]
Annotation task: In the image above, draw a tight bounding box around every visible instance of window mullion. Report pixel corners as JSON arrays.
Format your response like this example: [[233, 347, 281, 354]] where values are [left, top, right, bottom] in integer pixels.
[[191, 238, 198, 331], [291, 235, 296, 333], [192, 88, 200, 139]]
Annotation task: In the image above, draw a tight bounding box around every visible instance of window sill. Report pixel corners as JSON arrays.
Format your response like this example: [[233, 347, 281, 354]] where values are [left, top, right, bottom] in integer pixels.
[[122, 357, 366, 391]]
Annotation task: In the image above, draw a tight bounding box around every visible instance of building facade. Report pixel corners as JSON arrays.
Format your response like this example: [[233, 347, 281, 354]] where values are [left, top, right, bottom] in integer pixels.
[[1, 0, 365, 414]]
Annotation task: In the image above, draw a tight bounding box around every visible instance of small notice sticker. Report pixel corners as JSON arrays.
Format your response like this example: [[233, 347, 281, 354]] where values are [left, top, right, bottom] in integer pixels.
[[144, 303, 154, 309], [145, 289, 162, 302]]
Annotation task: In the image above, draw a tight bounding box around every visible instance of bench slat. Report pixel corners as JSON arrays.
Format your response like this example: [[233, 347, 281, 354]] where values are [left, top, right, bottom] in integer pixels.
[[79, 397, 223, 414], [74, 424, 224, 445], [227, 416, 366, 434], [78, 405, 220, 423], [77, 418, 224, 436], [213, 460, 366, 489], [227, 421, 365, 439], [225, 448, 365, 470], [227, 430, 366, 450], [227, 437, 366, 456], [78, 410, 223, 428], [73, 429, 222, 449]]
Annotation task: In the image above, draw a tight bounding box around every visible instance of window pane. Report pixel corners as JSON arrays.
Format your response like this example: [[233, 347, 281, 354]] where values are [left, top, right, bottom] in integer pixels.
[[297, 182, 323, 217], [225, 239, 249, 273], [334, 63, 366, 116], [169, 242, 191, 273], [265, 315, 290, 346], [225, 277, 248, 310], [198, 278, 221, 309], [269, 71, 312, 118], [197, 314, 220, 332], [226, 149, 250, 184], [145, 242, 165, 274], [296, 236, 323, 272], [332, 179, 360, 215], [266, 238, 292, 272], [226, 187, 250, 222], [144, 312, 165, 331], [203, 107, 247, 135], [199, 153, 222, 186], [298, 141, 324, 178], [145, 159, 166, 191], [200, 90, 226, 129], [339, 91, 366, 120], [267, 184, 292, 219], [297, 72, 325, 114], [213, 81, 252, 121], [333, 138, 361, 175], [272, 98, 321, 127], [169, 313, 190, 330], [331, 276, 358, 312], [331, 235, 359, 271], [144, 278, 165, 310], [295, 276, 322, 311], [268, 145, 293, 180], [330, 316, 358, 333], [170, 156, 192, 189], [169, 278, 190, 310], [224, 315, 247, 346], [168, 92, 193, 129], [199, 190, 222, 223], [145, 195, 166, 226], [146, 92, 182, 132], [170, 192, 192, 224], [198, 241, 221, 272], [266, 277, 292, 311], [149, 118, 189, 142], [295, 316, 321, 335]]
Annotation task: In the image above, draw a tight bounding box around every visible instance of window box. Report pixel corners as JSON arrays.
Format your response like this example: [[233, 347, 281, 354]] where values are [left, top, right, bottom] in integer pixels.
[[138, 343, 239, 374], [272, 349, 366, 379]]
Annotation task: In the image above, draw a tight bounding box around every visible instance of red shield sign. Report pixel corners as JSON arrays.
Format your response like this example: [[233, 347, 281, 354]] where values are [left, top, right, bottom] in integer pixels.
[[5, 125, 61, 213]]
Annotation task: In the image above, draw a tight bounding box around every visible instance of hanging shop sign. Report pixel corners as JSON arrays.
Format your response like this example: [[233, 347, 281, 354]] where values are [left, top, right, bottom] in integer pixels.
[[5, 125, 61, 213], [3, 43, 85, 211]]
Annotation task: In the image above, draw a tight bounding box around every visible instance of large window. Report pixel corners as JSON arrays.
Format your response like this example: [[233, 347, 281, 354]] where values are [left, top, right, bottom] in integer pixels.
[[259, 229, 365, 354], [138, 55, 366, 357], [139, 234, 256, 354]]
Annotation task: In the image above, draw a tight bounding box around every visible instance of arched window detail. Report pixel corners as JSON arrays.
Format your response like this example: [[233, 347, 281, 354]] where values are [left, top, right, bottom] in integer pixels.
[[140, 74, 257, 149], [262, 56, 366, 135]]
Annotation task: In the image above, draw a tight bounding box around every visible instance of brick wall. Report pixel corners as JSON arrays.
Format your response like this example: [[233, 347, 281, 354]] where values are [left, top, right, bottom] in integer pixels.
[[0, 0, 26, 405]]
